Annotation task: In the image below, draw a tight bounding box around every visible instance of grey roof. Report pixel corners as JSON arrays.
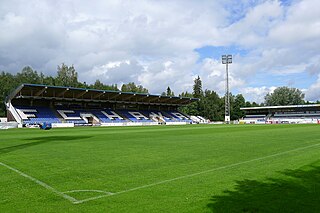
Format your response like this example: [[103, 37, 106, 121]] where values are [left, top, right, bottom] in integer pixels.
[[6, 84, 198, 107], [241, 104, 320, 111]]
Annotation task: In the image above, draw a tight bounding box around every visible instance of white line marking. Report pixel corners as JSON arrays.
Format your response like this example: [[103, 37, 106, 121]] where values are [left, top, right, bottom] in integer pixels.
[[63, 189, 114, 195], [0, 162, 78, 204], [75, 142, 320, 204]]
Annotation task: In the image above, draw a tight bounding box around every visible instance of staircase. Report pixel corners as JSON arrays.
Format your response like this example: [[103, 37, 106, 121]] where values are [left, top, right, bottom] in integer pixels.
[[6, 102, 23, 124]]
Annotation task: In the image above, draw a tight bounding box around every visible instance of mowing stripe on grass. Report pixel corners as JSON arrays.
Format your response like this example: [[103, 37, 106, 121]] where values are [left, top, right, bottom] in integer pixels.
[[1, 142, 319, 205], [0, 162, 78, 204], [75, 142, 320, 204]]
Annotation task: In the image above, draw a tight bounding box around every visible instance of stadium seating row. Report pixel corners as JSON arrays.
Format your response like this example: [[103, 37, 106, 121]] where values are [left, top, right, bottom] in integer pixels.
[[14, 106, 193, 125], [15, 106, 61, 124]]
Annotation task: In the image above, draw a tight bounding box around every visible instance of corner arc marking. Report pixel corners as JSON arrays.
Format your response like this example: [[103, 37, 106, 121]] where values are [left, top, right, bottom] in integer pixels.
[[0, 162, 78, 204]]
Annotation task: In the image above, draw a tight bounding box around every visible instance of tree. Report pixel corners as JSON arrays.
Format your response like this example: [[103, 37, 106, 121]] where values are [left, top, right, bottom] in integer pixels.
[[245, 101, 252, 107], [201, 90, 224, 121], [166, 86, 174, 96], [251, 102, 260, 107], [89, 80, 119, 91], [121, 82, 148, 93], [107, 84, 119, 91], [228, 93, 235, 120], [0, 72, 17, 116], [193, 76, 203, 98], [16, 66, 41, 84], [92, 80, 105, 90], [180, 91, 193, 98], [193, 76, 204, 114], [180, 76, 204, 116], [179, 92, 196, 115], [264, 87, 305, 106], [232, 94, 246, 120], [55, 63, 78, 87]]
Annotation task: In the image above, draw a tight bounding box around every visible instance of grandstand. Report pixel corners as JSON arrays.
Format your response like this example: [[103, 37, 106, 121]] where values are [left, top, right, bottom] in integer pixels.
[[240, 104, 320, 124], [5, 84, 198, 127]]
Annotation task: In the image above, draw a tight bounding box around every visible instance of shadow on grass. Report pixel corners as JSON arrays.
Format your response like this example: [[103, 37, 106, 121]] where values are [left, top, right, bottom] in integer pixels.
[[208, 164, 320, 213], [0, 136, 92, 155]]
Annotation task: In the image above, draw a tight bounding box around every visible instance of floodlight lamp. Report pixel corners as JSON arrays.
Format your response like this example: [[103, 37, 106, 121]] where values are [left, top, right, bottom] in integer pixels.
[[222, 55, 229, 64]]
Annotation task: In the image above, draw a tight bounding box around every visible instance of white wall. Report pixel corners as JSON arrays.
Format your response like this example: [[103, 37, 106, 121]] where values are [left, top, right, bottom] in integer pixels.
[[0, 117, 8, 122], [0, 122, 18, 129]]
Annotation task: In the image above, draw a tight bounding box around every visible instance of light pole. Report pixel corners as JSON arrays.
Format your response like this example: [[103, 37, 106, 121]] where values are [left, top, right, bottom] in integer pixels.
[[222, 55, 232, 124]]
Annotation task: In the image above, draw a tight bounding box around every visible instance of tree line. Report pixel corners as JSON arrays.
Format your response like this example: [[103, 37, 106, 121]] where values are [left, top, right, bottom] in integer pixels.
[[0, 64, 315, 120]]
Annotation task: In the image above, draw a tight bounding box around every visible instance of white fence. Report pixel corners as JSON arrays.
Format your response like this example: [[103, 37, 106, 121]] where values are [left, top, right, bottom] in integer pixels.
[[0, 117, 7, 122], [51, 123, 75, 128], [0, 122, 18, 130], [101, 122, 159, 127]]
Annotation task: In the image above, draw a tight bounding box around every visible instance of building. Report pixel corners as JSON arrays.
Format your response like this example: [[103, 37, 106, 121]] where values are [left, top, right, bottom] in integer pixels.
[[240, 104, 320, 124], [5, 84, 200, 127]]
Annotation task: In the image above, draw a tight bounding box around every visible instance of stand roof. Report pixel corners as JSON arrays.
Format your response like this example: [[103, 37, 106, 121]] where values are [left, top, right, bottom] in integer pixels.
[[6, 84, 198, 107]]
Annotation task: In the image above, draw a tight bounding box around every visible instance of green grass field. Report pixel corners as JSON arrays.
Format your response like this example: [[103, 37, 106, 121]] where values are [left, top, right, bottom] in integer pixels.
[[0, 124, 319, 212]]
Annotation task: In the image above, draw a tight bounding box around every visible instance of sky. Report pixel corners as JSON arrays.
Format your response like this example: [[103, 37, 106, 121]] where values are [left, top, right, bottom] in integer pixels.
[[1, 0, 320, 103]]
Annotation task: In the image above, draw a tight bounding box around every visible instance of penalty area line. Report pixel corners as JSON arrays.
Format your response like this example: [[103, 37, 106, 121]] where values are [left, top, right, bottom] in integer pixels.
[[0, 162, 78, 204], [75, 142, 320, 204]]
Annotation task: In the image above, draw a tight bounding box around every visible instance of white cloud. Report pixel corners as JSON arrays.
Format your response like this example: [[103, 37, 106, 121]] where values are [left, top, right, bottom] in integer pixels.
[[306, 57, 320, 76], [138, 53, 198, 94], [1, 0, 320, 103], [222, 1, 283, 47], [240, 86, 277, 103], [84, 60, 143, 84], [305, 74, 320, 101]]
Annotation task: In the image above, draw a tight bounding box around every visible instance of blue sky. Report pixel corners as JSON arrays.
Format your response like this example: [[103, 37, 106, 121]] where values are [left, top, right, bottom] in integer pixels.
[[195, 46, 249, 61], [0, 0, 320, 102]]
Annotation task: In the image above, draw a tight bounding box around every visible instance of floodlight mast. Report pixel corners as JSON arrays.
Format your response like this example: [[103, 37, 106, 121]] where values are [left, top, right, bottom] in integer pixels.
[[222, 55, 232, 124]]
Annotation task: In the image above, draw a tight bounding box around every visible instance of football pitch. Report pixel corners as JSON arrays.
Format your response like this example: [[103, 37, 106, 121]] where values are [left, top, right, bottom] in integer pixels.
[[0, 124, 319, 212]]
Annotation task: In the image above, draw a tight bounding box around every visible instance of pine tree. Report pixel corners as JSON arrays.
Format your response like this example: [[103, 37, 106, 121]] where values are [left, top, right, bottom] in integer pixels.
[[193, 76, 203, 99], [166, 86, 174, 96]]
